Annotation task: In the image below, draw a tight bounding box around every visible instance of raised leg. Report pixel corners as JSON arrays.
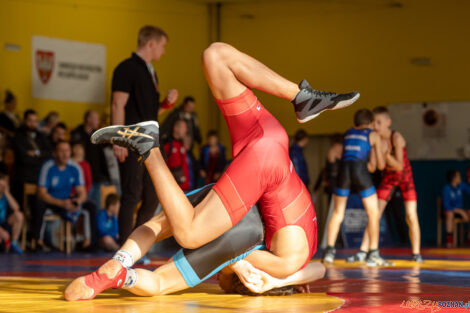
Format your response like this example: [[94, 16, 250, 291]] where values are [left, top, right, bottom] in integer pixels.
[[202, 42, 299, 101]]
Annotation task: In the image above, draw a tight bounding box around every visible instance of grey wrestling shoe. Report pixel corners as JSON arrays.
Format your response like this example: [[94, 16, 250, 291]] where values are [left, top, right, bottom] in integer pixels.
[[91, 121, 159, 161], [365, 250, 394, 267], [412, 254, 424, 263], [322, 246, 336, 264], [346, 250, 367, 263], [292, 79, 360, 123]]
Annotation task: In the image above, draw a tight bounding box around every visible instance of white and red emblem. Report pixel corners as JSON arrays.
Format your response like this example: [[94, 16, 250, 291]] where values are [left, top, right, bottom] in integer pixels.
[[35, 50, 54, 84]]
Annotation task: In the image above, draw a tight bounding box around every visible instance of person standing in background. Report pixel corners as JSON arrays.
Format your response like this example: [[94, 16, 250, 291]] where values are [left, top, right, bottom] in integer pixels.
[[324, 134, 343, 197], [289, 129, 310, 188], [0, 90, 20, 140], [200, 130, 226, 185], [111, 25, 178, 243]]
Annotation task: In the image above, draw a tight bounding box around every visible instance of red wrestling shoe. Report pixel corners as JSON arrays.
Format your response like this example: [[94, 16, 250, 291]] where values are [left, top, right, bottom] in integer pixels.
[[64, 259, 127, 301]]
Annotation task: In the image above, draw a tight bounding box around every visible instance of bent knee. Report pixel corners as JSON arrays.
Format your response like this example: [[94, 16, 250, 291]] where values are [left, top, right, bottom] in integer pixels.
[[202, 42, 232, 65], [173, 231, 203, 250]]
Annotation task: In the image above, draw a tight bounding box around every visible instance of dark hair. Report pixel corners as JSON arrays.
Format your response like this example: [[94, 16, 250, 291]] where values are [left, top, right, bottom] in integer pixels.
[[0, 172, 7, 180], [206, 129, 218, 138], [45, 111, 59, 123], [4, 90, 15, 104], [183, 96, 195, 105], [84, 110, 93, 121], [330, 133, 343, 144], [446, 170, 459, 183], [372, 106, 390, 117], [294, 129, 308, 143], [138, 25, 168, 47], [23, 109, 37, 120], [105, 193, 120, 208], [53, 122, 67, 131], [54, 140, 70, 151], [353, 109, 374, 127]]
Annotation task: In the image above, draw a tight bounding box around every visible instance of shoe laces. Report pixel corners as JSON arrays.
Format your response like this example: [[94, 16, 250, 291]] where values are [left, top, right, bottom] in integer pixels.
[[312, 90, 336, 97]]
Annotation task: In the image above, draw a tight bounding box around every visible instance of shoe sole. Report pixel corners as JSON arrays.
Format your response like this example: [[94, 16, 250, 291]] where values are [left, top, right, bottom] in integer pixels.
[[297, 93, 360, 124], [91, 121, 159, 144]]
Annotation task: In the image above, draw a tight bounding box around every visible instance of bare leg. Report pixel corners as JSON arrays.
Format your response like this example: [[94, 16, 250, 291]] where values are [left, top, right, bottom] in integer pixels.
[[404, 201, 421, 255], [144, 149, 232, 249], [99, 236, 120, 251], [361, 194, 380, 250], [127, 262, 189, 296], [326, 195, 348, 247], [8, 211, 23, 242], [202, 42, 299, 100], [360, 199, 387, 251], [445, 211, 454, 234]]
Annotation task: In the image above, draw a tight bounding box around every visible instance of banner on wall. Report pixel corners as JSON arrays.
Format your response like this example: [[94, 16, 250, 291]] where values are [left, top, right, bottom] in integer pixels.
[[32, 35, 106, 103]]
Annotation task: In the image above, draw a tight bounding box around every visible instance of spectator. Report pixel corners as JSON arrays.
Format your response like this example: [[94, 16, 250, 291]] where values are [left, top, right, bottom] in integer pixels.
[[0, 147, 15, 177], [12, 109, 51, 203], [97, 193, 120, 251], [72, 142, 92, 194], [49, 122, 67, 147], [200, 130, 226, 185], [111, 25, 178, 243], [36, 141, 91, 250], [183, 135, 197, 190], [324, 133, 343, 195], [0, 173, 23, 254], [442, 170, 470, 247], [71, 111, 110, 208], [39, 111, 59, 135], [163, 119, 191, 192], [161, 96, 202, 152], [0, 90, 20, 139], [289, 129, 310, 188]]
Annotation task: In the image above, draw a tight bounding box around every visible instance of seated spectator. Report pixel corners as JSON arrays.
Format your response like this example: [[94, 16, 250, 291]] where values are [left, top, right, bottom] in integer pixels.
[[39, 111, 59, 136], [97, 193, 120, 251], [36, 141, 91, 250], [289, 129, 310, 188], [0, 147, 15, 177], [161, 96, 202, 153], [200, 130, 226, 185], [72, 142, 92, 194], [163, 119, 191, 192], [0, 90, 20, 140], [49, 122, 67, 147], [0, 173, 23, 254], [442, 170, 470, 247], [70, 111, 110, 208], [12, 109, 51, 209]]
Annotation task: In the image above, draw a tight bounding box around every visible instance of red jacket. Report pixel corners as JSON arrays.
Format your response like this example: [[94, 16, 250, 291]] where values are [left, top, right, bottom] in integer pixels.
[[163, 140, 190, 191]]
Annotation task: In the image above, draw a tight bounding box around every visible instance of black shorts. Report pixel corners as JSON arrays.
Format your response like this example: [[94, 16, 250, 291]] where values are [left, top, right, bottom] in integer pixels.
[[172, 184, 265, 287], [334, 160, 376, 198]]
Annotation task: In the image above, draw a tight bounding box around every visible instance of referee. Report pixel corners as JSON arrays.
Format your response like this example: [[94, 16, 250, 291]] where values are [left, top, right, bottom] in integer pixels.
[[111, 25, 178, 243]]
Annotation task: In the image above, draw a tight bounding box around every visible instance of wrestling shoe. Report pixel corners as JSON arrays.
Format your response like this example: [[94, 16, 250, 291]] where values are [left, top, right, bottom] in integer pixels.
[[91, 121, 159, 161], [365, 250, 394, 267], [64, 259, 127, 301], [292, 79, 360, 123], [411, 254, 424, 263], [346, 250, 367, 263], [9, 241, 23, 255], [322, 246, 336, 264]]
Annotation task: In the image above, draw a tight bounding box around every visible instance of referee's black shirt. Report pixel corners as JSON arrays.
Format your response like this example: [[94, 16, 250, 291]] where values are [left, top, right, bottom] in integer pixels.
[[112, 53, 161, 124]]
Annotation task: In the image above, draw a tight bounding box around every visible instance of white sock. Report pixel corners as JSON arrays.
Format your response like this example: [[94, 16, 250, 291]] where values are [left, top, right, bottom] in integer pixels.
[[122, 268, 137, 289], [113, 250, 134, 268]]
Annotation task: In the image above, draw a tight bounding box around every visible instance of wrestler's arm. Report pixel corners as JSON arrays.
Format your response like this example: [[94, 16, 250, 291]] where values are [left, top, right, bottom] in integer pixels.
[[231, 260, 325, 294], [385, 132, 405, 171], [370, 131, 385, 170]]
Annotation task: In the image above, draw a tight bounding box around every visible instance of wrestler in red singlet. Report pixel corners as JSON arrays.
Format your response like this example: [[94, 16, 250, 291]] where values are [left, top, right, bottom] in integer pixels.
[[212, 88, 317, 266], [377, 130, 417, 202]]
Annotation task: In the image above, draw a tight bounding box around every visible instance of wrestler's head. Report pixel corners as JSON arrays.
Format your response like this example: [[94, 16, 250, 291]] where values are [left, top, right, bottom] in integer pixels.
[[372, 106, 392, 136], [447, 170, 461, 187], [353, 109, 374, 128]]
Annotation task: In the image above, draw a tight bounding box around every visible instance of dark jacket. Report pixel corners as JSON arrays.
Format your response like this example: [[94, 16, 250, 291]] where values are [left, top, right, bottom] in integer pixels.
[[70, 124, 110, 183], [13, 125, 51, 183], [289, 143, 310, 187], [160, 107, 202, 150]]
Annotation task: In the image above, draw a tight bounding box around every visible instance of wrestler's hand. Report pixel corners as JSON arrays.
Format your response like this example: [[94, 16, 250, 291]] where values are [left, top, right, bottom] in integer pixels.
[[295, 284, 311, 293], [231, 260, 277, 294]]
